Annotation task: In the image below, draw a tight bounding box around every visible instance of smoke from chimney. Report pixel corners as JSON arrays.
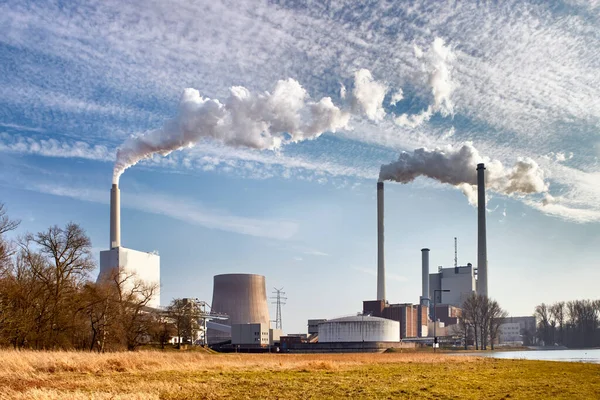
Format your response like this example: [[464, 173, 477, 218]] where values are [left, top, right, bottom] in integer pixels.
[[112, 79, 352, 184], [477, 163, 488, 297], [377, 181, 385, 301], [110, 184, 120, 248], [379, 143, 548, 204], [112, 66, 400, 184]]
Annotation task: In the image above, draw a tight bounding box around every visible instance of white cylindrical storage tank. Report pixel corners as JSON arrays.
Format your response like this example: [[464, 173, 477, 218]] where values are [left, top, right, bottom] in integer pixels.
[[209, 273, 270, 343], [318, 316, 400, 343]]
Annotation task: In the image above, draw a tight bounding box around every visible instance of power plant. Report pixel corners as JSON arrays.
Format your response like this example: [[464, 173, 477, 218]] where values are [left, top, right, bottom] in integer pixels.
[[95, 162, 494, 351]]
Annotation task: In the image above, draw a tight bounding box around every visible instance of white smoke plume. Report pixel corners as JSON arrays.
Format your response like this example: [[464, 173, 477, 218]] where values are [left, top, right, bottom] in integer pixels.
[[113, 79, 350, 183], [379, 143, 549, 205], [351, 69, 388, 121], [395, 37, 455, 127]]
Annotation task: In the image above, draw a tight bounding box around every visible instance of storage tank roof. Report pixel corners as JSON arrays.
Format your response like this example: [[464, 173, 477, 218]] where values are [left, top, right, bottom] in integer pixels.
[[323, 315, 392, 323]]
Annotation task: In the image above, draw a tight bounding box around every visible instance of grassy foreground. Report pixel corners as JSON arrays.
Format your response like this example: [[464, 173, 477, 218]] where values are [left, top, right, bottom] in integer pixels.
[[0, 350, 598, 399]]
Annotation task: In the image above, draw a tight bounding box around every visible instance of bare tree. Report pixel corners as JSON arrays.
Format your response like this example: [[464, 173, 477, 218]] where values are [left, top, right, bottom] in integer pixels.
[[488, 299, 508, 350], [111, 270, 159, 351], [0, 203, 20, 273], [535, 303, 552, 346], [14, 223, 95, 348]]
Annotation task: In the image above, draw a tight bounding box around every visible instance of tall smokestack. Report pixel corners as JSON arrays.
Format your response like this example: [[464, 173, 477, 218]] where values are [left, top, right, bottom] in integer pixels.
[[477, 163, 488, 297], [420, 248, 430, 307], [110, 184, 121, 249], [377, 181, 385, 301]]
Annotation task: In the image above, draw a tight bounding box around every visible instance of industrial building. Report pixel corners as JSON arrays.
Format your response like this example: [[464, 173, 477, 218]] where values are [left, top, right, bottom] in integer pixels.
[[231, 323, 283, 347], [429, 265, 476, 309], [208, 273, 271, 344], [97, 184, 161, 308], [318, 315, 400, 343]]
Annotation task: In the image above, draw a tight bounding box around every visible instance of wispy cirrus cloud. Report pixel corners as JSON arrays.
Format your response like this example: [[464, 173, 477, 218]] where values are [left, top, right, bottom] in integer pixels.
[[1, 0, 600, 225], [30, 183, 298, 240], [0, 133, 113, 161], [0, 122, 45, 132]]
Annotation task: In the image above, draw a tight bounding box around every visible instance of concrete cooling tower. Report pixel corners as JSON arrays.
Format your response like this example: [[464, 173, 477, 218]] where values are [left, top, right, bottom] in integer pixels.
[[208, 273, 270, 344]]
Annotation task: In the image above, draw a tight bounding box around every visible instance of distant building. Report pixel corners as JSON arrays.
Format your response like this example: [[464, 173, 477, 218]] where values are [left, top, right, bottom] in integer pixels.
[[498, 322, 522, 344], [429, 265, 476, 309], [308, 319, 326, 335], [432, 304, 461, 327], [363, 300, 428, 338], [231, 323, 270, 346], [498, 316, 536, 345]]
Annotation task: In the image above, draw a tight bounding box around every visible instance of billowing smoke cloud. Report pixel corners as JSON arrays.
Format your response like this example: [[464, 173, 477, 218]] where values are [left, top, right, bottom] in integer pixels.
[[395, 37, 455, 127], [351, 69, 388, 121], [379, 143, 548, 204], [114, 79, 350, 183]]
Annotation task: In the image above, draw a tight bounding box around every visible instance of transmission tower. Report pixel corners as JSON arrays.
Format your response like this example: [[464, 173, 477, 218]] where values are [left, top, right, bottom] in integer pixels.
[[454, 237, 458, 268], [271, 288, 287, 330]]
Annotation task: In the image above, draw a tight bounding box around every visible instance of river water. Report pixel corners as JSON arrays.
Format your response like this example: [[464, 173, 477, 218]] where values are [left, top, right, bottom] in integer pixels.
[[457, 348, 600, 364]]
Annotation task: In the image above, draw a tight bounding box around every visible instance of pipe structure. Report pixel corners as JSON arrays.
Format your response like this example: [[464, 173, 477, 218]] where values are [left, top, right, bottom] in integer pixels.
[[377, 181, 385, 301], [420, 248, 430, 307], [477, 163, 488, 297], [110, 184, 121, 249]]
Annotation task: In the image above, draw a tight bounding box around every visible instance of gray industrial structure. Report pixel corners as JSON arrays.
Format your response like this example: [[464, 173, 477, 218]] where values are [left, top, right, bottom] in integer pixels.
[[377, 181, 385, 301], [477, 163, 488, 297], [420, 248, 430, 307], [429, 264, 476, 309], [208, 273, 271, 343]]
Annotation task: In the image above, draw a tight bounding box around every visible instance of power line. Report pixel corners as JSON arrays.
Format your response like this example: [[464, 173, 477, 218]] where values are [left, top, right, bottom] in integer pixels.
[[270, 287, 287, 330]]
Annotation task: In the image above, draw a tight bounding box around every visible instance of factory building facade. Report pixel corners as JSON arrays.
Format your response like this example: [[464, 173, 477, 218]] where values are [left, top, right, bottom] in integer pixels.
[[429, 264, 476, 309], [363, 300, 428, 339]]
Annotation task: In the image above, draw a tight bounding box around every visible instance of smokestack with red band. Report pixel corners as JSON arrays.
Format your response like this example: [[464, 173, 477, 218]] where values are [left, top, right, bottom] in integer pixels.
[[477, 163, 488, 297], [377, 181, 385, 301], [110, 184, 121, 249], [420, 248, 430, 307]]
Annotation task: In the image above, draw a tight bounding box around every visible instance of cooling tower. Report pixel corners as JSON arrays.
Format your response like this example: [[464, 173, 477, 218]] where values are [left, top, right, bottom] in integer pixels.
[[209, 273, 270, 343], [420, 248, 430, 307], [110, 184, 121, 249], [377, 181, 385, 301], [477, 163, 488, 297]]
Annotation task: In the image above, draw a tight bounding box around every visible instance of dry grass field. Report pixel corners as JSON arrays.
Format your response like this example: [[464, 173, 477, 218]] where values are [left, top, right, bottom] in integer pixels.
[[0, 350, 598, 399]]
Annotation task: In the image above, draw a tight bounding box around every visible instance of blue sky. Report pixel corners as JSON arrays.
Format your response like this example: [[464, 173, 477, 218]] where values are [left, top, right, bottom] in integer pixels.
[[1, 0, 599, 334]]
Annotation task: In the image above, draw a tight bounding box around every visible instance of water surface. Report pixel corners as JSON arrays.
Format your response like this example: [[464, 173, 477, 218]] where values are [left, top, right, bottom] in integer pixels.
[[456, 348, 600, 364]]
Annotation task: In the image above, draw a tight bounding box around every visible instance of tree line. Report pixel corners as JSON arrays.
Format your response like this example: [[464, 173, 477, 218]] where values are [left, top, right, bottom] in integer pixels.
[[0, 203, 179, 351], [535, 300, 600, 348]]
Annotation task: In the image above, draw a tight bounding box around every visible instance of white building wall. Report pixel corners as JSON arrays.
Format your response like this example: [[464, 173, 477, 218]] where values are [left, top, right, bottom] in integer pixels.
[[499, 322, 522, 344], [318, 316, 400, 343], [98, 247, 160, 308], [231, 323, 270, 345]]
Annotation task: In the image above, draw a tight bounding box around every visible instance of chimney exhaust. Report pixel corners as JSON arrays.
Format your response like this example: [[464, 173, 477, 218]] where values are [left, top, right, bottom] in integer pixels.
[[477, 163, 488, 297], [110, 184, 121, 249], [420, 248, 430, 307], [377, 181, 385, 301]]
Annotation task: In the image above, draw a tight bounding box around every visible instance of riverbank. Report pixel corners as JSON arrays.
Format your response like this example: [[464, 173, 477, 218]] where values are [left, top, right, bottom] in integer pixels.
[[0, 350, 598, 399]]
